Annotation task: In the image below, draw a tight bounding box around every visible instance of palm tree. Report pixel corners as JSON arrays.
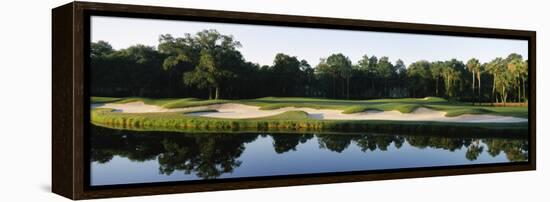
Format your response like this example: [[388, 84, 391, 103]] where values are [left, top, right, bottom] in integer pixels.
[[497, 69, 513, 104], [466, 58, 480, 104], [430, 61, 444, 96], [507, 58, 523, 102], [442, 66, 460, 99], [475, 64, 485, 101], [486, 58, 505, 103], [518, 60, 528, 102], [505, 53, 524, 103]]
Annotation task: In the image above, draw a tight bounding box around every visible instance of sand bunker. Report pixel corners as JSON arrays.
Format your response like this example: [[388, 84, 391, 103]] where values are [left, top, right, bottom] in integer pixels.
[[92, 102, 527, 123]]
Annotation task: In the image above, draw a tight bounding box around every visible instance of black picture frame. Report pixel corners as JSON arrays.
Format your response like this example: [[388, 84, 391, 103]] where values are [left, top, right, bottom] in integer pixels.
[[52, 1, 536, 200]]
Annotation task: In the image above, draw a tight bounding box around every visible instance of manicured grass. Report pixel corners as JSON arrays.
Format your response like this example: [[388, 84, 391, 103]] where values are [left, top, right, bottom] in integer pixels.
[[91, 97, 125, 103], [91, 96, 528, 119], [426, 104, 527, 118], [107, 97, 180, 106], [341, 106, 381, 114], [249, 97, 527, 118], [253, 96, 446, 103], [258, 103, 325, 110], [91, 107, 527, 136], [161, 99, 228, 109], [246, 96, 447, 111], [341, 103, 420, 114], [260, 110, 309, 120], [431, 108, 492, 117]]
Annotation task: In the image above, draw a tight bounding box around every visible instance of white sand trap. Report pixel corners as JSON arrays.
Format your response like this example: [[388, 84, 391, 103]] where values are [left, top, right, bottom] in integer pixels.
[[92, 101, 527, 123]]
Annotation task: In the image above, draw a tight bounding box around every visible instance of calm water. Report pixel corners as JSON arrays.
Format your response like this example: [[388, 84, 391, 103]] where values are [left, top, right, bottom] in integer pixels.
[[90, 125, 528, 186]]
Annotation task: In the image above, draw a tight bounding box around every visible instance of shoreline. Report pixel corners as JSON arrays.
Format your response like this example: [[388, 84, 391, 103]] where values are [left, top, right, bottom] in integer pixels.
[[91, 122, 529, 139], [92, 101, 528, 123], [91, 108, 528, 136]]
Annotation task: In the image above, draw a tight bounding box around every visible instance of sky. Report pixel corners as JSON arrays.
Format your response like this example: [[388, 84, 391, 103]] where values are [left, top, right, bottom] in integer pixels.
[[91, 16, 528, 67]]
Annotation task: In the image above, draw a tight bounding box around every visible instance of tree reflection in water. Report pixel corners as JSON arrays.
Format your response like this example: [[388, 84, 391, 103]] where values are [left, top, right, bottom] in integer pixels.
[[90, 126, 528, 179], [271, 134, 313, 154]]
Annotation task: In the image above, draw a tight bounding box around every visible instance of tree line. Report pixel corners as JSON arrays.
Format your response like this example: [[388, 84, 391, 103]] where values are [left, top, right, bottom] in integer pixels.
[[91, 29, 528, 103]]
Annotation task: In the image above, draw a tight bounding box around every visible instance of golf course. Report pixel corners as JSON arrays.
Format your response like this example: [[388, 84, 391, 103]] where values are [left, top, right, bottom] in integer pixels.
[[87, 17, 531, 186], [91, 96, 528, 135]]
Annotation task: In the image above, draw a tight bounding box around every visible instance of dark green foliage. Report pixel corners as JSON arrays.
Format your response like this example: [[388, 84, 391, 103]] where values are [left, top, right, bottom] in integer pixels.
[[91, 30, 529, 103]]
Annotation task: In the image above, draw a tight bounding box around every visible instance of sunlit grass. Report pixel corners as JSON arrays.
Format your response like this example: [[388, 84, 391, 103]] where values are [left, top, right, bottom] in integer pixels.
[[91, 107, 527, 135], [90, 96, 528, 118]]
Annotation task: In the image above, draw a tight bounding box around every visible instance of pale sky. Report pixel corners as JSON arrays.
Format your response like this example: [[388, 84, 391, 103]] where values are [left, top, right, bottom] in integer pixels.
[[91, 16, 528, 67]]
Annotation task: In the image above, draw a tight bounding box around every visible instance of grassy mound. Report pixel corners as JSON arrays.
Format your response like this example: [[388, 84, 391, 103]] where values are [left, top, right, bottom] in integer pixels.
[[259, 110, 309, 120], [109, 97, 180, 106], [342, 106, 381, 114], [443, 108, 494, 117], [91, 97, 125, 103], [91, 107, 527, 137], [90, 96, 528, 118], [162, 99, 227, 109], [259, 104, 325, 110], [342, 103, 422, 114]]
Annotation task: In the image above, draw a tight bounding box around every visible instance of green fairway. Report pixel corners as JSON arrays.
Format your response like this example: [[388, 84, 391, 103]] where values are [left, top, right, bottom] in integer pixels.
[[90, 96, 528, 135], [91, 96, 528, 118]]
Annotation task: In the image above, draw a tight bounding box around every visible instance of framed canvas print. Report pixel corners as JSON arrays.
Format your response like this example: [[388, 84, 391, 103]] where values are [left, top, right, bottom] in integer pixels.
[[52, 1, 536, 200]]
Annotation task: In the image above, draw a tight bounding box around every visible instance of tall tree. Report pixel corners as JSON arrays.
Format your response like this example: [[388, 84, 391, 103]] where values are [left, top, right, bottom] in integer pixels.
[[430, 61, 445, 96], [271, 53, 302, 96], [407, 60, 431, 98], [315, 58, 337, 98], [476, 63, 485, 100], [487, 57, 510, 103], [368, 56, 379, 70], [299, 59, 315, 96], [158, 34, 195, 71], [507, 56, 526, 102], [357, 55, 370, 71], [442, 65, 460, 99], [447, 59, 466, 97], [368, 56, 379, 93], [158, 34, 198, 96], [91, 40, 114, 58], [466, 58, 481, 103], [184, 51, 230, 99], [376, 56, 395, 97], [91, 32, 527, 102], [517, 60, 528, 102], [394, 59, 407, 96], [160, 30, 243, 99], [325, 53, 352, 98], [357, 55, 373, 96], [394, 59, 406, 76]]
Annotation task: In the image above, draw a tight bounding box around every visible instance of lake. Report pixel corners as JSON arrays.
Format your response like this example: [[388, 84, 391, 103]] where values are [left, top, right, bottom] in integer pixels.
[[89, 125, 528, 186]]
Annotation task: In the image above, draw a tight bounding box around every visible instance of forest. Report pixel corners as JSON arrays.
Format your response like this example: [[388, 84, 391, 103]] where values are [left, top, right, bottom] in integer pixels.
[[90, 29, 529, 104]]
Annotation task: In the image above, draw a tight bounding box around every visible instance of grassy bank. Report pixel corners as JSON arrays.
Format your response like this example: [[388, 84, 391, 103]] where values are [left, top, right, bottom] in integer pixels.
[[91, 107, 528, 136], [92, 96, 528, 118]]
